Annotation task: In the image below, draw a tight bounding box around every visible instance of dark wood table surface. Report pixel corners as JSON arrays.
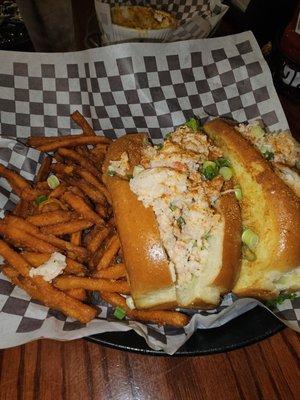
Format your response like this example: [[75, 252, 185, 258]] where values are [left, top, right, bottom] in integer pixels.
[[0, 94, 299, 400]]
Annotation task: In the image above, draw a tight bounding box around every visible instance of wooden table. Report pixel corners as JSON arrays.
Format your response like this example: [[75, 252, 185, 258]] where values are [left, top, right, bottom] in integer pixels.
[[0, 329, 299, 400]]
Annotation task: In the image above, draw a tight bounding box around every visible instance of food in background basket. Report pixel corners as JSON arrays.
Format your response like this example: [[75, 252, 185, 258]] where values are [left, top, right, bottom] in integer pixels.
[[111, 5, 178, 30]]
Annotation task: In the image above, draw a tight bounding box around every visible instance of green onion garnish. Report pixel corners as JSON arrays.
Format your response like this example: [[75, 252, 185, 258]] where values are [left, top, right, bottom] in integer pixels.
[[202, 229, 211, 241], [165, 132, 172, 139], [133, 165, 144, 177], [262, 150, 274, 160], [156, 143, 163, 150], [219, 166, 233, 181], [169, 203, 177, 212], [177, 216, 186, 229], [185, 118, 200, 131], [35, 195, 48, 205], [234, 185, 243, 201], [266, 293, 297, 309], [202, 161, 218, 180], [192, 240, 197, 248], [108, 170, 116, 176], [249, 125, 265, 139], [242, 228, 259, 251], [47, 174, 60, 189], [113, 307, 126, 320], [215, 157, 231, 168]]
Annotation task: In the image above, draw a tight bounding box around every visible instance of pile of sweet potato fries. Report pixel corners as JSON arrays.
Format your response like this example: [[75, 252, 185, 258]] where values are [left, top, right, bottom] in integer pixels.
[[0, 111, 189, 327]]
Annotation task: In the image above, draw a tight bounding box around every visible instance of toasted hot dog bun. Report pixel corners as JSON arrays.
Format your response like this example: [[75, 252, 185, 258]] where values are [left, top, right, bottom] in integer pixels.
[[204, 119, 300, 299], [103, 131, 242, 309], [176, 182, 242, 308], [103, 134, 177, 309]]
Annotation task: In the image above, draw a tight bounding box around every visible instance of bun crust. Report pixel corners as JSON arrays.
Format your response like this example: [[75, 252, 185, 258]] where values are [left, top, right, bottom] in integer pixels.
[[204, 119, 300, 299], [103, 134, 177, 309], [213, 184, 242, 291]]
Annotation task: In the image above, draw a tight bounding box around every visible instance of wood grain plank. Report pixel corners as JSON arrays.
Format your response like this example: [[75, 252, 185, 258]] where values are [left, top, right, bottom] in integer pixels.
[[0, 346, 20, 400], [0, 330, 299, 400]]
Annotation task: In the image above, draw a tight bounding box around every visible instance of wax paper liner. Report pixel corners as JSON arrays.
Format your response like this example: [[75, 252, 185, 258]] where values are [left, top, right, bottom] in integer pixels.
[[0, 32, 298, 354], [95, 0, 228, 45]]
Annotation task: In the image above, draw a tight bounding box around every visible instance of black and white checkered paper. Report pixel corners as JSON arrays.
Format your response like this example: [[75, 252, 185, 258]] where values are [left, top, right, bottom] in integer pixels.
[[0, 32, 298, 354], [96, 0, 228, 44]]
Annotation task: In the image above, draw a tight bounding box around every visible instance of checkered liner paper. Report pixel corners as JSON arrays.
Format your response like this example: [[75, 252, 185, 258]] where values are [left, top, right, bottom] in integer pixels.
[[96, 0, 228, 43], [0, 32, 299, 354]]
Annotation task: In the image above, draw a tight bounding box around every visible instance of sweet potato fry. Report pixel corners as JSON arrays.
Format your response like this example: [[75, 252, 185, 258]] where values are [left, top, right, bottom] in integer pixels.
[[57, 148, 100, 178], [70, 231, 81, 246], [75, 169, 111, 204], [71, 110, 96, 136], [35, 181, 51, 191], [4, 216, 87, 261], [27, 136, 53, 147], [96, 234, 120, 270], [36, 157, 52, 182], [75, 145, 90, 158], [65, 288, 87, 301], [0, 164, 39, 200], [0, 240, 31, 276], [107, 216, 115, 227], [54, 276, 130, 294], [2, 265, 97, 323], [95, 203, 107, 218], [100, 292, 190, 328], [38, 198, 66, 212], [0, 223, 58, 253], [62, 191, 104, 225], [37, 136, 111, 152], [41, 219, 93, 236], [51, 163, 74, 176], [86, 226, 110, 254], [75, 179, 106, 204], [26, 210, 76, 226], [94, 263, 126, 280], [12, 199, 35, 217], [48, 183, 68, 199], [21, 252, 86, 276]]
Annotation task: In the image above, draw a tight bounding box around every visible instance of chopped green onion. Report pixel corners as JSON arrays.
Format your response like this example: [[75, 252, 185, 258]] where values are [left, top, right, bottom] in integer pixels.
[[249, 125, 265, 139], [202, 229, 211, 241], [262, 150, 274, 160], [35, 195, 48, 205], [215, 157, 231, 168], [185, 118, 200, 131], [113, 307, 126, 320], [242, 246, 257, 261], [234, 185, 243, 201], [133, 165, 144, 177], [202, 161, 218, 180], [219, 166, 233, 181], [165, 132, 172, 139], [107, 170, 116, 176], [169, 203, 177, 212], [192, 240, 197, 248], [156, 143, 163, 150], [242, 228, 259, 251], [177, 216, 186, 229], [266, 293, 297, 309], [47, 174, 60, 189]]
